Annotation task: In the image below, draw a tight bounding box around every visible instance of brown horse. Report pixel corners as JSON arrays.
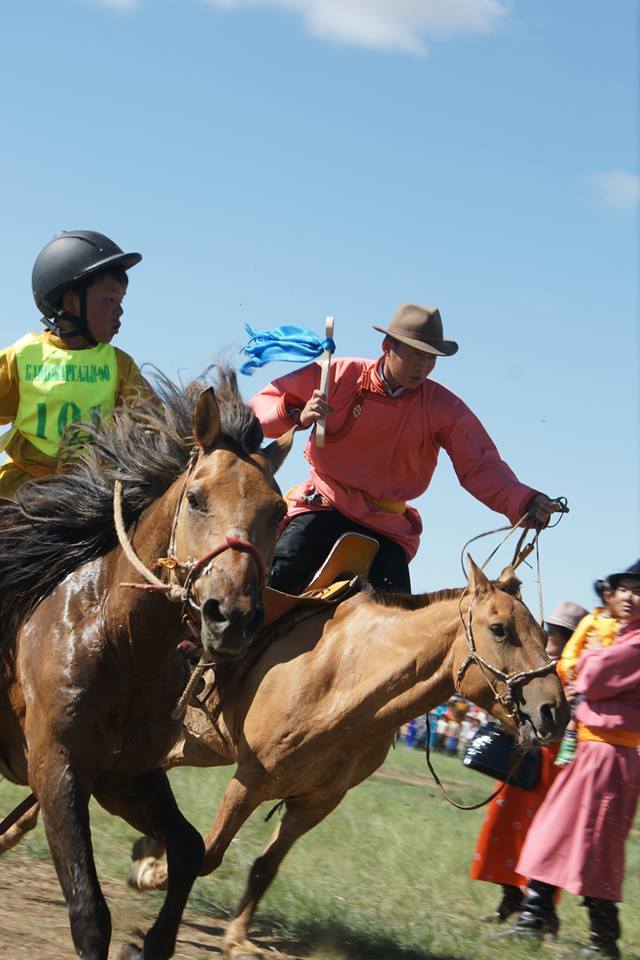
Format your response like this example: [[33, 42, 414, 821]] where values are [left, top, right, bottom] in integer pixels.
[[0, 370, 291, 960], [128, 559, 569, 959]]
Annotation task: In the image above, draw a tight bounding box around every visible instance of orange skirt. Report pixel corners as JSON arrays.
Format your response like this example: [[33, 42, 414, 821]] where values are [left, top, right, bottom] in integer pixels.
[[469, 742, 560, 887]]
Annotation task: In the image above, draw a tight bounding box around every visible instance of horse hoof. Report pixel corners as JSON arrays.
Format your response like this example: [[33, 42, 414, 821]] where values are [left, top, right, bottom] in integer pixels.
[[131, 835, 165, 861], [118, 943, 143, 960], [127, 856, 159, 891], [225, 939, 264, 959]]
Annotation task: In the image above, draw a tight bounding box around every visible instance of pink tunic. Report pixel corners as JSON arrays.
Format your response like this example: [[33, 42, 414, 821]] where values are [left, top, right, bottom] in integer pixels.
[[251, 357, 535, 561], [516, 621, 640, 901]]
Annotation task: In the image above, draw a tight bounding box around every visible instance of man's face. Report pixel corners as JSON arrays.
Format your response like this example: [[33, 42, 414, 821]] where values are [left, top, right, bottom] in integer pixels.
[[384, 339, 438, 391], [612, 579, 640, 622], [64, 274, 127, 344]]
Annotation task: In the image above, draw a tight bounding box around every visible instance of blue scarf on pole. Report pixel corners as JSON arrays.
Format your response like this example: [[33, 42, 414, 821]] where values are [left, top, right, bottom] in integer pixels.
[[239, 324, 336, 376]]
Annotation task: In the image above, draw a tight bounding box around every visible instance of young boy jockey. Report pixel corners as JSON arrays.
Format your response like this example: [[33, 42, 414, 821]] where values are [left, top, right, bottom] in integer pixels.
[[0, 230, 150, 500]]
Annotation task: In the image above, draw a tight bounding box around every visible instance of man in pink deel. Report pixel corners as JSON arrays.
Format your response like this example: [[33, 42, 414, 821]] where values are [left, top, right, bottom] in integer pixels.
[[250, 303, 563, 593], [502, 560, 640, 959]]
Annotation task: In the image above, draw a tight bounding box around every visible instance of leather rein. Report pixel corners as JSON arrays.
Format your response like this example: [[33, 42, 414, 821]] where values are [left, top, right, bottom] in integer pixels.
[[423, 508, 565, 811]]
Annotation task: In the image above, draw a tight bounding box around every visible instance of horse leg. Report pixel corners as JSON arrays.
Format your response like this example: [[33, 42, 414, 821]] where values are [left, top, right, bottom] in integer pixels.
[[128, 774, 262, 894], [0, 800, 40, 855], [126, 723, 218, 892], [224, 793, 345, 960], [128, 834, 167, 889], [93, 768, 203, 960], [30, 753, 111, 959]]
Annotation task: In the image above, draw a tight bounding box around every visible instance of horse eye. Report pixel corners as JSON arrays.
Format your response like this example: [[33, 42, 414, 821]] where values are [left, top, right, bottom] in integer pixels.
[[490, 623, 506, 639], [186, 491, 202, 512]]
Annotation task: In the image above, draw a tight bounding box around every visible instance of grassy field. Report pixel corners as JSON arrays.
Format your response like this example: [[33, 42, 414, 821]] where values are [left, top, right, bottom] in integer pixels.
[[1, 744, 639, 960]]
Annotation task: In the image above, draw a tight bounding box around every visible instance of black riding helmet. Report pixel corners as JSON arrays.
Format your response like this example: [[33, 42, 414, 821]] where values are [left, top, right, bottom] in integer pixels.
[[32, 230, 142, 344]]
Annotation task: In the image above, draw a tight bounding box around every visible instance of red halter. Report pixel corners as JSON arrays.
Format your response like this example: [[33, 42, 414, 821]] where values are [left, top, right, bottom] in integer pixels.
[[187, 536, 267, 587]]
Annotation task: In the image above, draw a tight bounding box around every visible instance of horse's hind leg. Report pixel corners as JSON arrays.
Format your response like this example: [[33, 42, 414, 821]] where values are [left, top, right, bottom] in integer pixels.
[[223, 793, 345, 960], [94, 768, 203, 960], [0, 800, 40, 855]]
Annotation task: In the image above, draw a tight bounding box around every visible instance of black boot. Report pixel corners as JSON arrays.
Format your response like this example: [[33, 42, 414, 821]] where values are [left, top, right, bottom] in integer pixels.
[[580, 898, 621, 960], [496, 880, 558, 941], [481, 884, 523, 922]]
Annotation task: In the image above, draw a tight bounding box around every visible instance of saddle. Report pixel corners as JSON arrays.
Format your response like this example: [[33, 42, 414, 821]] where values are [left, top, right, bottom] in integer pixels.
[[189, 533, 379, 710], [262, 532, 379, 627]]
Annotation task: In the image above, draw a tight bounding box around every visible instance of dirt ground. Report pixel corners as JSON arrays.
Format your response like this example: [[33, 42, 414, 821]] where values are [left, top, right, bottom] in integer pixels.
[[0, 768, 473, 960], [0, 855, 304, 960]]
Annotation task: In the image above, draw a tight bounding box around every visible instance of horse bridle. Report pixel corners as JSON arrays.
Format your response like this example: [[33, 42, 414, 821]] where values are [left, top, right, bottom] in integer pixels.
[[114, 448, 267, 613], [455, 596, 557, 727], [113, 452, 271, 721], [424, 595, 557, 812]]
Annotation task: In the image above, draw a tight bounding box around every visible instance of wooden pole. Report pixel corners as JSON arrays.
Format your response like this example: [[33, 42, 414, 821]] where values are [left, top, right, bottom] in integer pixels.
[[315, 315, 334, 448]]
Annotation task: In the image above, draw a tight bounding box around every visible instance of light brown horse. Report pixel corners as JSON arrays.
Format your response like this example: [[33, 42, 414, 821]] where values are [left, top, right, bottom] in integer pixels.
[[128, 559, 569, 959], [0, 370, 291, 960]]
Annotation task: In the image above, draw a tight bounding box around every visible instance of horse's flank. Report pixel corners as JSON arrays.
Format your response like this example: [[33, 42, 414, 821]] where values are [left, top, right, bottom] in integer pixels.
[[201, 590, 454, 765]]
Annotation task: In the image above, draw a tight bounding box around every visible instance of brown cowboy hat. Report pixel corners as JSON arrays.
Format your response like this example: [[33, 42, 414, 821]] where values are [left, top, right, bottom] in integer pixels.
[[545, 600, 588, 633], [373, 304, 459, 357]]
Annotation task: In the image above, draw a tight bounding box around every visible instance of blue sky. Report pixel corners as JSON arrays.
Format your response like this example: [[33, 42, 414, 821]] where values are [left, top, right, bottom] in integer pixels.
[[2, 0, 638, 613]]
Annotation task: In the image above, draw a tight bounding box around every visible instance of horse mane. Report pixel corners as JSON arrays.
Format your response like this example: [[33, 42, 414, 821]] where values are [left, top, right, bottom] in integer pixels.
[[368, 574, 522, 608], [367, 585, 466, 608], [0, 366, 263, 641]]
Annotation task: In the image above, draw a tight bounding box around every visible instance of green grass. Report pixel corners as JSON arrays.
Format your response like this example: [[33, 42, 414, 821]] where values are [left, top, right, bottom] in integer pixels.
[[1, 744, 639, 959]]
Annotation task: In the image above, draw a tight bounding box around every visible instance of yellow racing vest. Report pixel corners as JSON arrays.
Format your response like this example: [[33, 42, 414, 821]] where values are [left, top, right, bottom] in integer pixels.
[[13, 334, 119, 459]]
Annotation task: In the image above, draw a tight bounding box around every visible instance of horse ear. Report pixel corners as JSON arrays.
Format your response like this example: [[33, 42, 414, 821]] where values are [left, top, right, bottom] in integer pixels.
[[262, 429, 294, 475], [467, 554, 493, 596], [497, 564, 522, 596], [193, 387, 221, 452]]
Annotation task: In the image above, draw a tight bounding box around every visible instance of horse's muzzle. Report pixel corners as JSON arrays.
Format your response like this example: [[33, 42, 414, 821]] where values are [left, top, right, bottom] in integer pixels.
[[521, 695, 571, 745], [200, 600, 265, 658]]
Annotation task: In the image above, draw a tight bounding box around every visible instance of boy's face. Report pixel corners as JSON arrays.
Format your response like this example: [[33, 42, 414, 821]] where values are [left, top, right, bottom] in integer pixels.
[[63, 273, 127, 344], [613, 579, 640, 622]]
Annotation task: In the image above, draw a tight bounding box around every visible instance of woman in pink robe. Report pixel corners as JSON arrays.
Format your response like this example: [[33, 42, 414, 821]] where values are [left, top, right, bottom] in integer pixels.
[[503, 561, 640, 959]]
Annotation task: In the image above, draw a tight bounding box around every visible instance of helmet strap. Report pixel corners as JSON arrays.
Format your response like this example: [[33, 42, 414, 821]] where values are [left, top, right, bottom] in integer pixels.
[[40, 286, 98, 347]]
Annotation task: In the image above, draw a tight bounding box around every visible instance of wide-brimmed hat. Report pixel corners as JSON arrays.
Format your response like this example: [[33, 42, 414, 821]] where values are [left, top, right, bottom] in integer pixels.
[[373, 304, 459, 357], [545, 600, 588, 633], [608, 559, 640, 589]]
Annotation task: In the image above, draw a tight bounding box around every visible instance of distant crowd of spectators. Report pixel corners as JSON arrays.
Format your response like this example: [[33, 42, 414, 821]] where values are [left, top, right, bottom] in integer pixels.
[[397, 697, 488, 757]]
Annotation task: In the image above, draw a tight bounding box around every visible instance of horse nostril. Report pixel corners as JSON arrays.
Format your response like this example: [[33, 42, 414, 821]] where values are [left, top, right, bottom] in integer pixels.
[[201, 598, 226, 624], [538, 702, 556, 729]]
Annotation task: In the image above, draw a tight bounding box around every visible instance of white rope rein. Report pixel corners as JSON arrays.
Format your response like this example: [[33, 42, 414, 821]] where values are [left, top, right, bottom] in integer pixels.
[[113, 479, 188, 602], [113, 478, 207, 719], [114, 480, 169, 590]]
